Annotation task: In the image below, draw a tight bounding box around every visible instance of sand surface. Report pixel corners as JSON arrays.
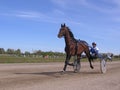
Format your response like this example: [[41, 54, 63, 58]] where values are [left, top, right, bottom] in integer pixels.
[[0, 61, 120, 90]]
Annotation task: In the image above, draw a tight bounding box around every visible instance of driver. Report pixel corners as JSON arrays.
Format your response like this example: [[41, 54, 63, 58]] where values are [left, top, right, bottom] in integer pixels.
[[90, 42, 99, 57]]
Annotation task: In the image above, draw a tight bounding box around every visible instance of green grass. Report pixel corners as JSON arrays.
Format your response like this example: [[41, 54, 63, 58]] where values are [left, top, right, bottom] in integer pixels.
[[0, 55, 65, 63], [0, 55, 119, 63]]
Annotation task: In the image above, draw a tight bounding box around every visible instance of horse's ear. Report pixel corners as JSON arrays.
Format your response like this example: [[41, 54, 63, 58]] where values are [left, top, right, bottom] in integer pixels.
[[63, 23, 66, 27], [61, 24, 63, 27], [61, 23, 66, 27]]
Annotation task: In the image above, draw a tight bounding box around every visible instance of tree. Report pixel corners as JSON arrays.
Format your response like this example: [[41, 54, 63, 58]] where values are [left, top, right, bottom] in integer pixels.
[[0, 48, 5, 54], [6, 48, 15, 54], [24, 51, 30, 56], [15, 49, 21, 56], [36, 50, 42, 55]]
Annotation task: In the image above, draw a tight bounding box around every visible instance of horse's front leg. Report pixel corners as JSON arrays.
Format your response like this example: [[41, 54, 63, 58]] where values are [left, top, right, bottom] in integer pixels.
[[63, 55, 71, 72]]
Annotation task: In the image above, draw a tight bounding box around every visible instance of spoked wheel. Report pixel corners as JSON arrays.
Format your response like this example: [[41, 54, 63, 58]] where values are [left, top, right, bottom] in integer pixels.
[[100, 59, 107, 74], [73, 59, 81, 73]]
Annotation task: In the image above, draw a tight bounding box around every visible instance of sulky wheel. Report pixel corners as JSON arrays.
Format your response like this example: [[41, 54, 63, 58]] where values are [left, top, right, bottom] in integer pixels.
[[100, 59, 107, 74]]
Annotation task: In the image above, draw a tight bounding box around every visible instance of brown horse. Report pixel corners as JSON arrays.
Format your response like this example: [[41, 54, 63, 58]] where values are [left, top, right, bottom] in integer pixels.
[[58, 24, 94, 72]]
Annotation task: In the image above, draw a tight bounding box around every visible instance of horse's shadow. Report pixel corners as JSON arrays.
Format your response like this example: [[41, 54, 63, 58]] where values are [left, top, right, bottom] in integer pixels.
[[15, 71, 100, 78], [15, 71, 75, 78]]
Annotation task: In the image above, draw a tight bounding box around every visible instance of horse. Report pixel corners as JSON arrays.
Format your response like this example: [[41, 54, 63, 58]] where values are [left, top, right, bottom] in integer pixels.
[[57, 24, 94, 72]]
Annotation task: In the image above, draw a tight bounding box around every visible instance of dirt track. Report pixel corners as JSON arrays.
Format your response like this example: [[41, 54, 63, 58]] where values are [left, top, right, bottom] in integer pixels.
[[0, 61, 120, 90]]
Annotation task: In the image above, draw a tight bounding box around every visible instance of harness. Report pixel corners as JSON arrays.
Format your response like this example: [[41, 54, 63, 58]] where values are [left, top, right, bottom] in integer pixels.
[[75, 39, 89, 55]]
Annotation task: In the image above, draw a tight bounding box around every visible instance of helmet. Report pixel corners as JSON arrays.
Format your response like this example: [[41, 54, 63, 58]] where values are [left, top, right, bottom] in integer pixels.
[[92, 42, 96, 45]]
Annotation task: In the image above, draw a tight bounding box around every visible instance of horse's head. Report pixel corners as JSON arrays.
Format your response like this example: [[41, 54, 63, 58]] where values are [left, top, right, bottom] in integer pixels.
[[58, 23, 68, 38]]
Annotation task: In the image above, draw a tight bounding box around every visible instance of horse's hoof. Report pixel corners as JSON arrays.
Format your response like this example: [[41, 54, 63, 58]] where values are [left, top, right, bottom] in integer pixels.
[[74, 70, 78, 73], [91, 66, 94, 69], [61, 70, 65, 74]]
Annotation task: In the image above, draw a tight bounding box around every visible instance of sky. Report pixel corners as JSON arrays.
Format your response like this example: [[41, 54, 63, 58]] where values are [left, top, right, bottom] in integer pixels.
[[0, 0, 120, 55]]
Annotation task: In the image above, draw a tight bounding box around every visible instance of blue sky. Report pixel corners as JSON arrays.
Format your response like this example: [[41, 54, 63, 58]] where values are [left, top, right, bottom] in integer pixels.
[[0, 0, 120, 54]]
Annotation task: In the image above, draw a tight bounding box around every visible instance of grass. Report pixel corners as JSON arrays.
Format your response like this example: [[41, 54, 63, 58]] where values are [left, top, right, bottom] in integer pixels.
[[0, 55, 65, 63], [0, 55, 119, 63]]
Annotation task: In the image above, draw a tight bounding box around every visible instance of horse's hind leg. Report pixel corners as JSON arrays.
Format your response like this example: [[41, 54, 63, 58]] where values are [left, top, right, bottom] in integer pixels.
[[75, 55, 81, 72], [89, 57, 94, 69], [63, 55, 71, 72], [85, 51, 94, 69]]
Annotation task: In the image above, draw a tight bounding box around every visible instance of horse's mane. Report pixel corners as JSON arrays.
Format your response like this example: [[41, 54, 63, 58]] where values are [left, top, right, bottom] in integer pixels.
[[67, 27, 76, 41]]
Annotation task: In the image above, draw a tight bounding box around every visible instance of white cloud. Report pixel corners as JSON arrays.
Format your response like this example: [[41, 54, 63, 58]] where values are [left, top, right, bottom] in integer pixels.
[[51, 0, 68, 8], [0, 10, 82, 25], [15, 11, 42, 18], [51, 0, 88, 9], [51, 0, 120, 14], [113, 0, 120, 7]]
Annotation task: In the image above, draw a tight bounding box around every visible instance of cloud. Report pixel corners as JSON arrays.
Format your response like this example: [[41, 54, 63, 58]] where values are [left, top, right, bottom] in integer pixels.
[[51, 0, 120, 22], [0, 10, 82, 25], [15, 11, 41, 18], [15, 10, 81, 25], [113, 0, 120, 6], [51, 0, 68, 8], [51, 0, 88, 9]]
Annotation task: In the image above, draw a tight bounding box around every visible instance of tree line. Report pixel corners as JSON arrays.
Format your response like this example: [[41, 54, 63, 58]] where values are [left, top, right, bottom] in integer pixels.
[[0, 48, 119, 59], [0, 48, 66, 58]]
